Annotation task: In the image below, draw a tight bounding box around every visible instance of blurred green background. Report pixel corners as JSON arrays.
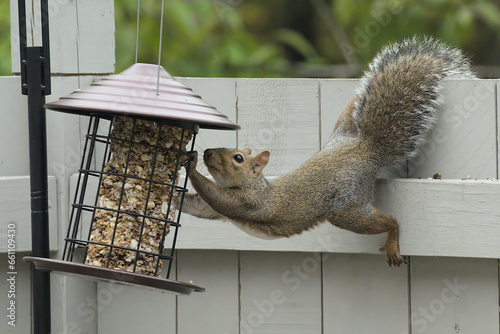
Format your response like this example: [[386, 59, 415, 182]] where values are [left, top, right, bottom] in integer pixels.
[[1, 0, 500, 77]]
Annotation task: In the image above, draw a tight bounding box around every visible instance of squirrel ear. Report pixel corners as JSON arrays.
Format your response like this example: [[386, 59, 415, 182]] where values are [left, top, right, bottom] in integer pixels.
[[241, 147, 252, 155], [252, 151, 270, 174]]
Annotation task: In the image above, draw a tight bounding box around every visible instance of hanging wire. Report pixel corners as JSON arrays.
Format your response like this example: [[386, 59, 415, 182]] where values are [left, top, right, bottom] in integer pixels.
[[156, 0, 166, 96], [75, 0, 81, 88], [30, 0, 36, 46], [135, 0, 141, 63], [134, 0, 165, 94]]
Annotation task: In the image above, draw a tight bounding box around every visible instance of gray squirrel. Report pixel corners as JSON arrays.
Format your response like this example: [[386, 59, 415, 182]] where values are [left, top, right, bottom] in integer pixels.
[[180, 37, 476, 266]]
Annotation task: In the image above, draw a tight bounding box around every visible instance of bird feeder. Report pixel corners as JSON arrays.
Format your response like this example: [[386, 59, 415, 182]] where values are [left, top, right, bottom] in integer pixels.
[[25, 63, 239, 294]]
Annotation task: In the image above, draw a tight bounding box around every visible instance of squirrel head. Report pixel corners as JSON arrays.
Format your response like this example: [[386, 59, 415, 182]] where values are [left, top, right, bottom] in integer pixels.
[[203, 147, 270, 188]]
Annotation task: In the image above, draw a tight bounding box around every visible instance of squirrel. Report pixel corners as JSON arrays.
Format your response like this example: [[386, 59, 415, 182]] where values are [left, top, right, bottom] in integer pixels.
[[180, 36, 476, 266]]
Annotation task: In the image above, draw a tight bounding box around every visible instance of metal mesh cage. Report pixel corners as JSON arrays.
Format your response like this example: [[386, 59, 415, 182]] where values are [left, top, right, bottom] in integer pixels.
[[62, 115, 197, 279]]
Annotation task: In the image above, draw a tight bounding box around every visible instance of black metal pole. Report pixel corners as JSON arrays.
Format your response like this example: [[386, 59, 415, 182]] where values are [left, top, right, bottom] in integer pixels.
[[40, 0, 51, 95], [26, 46, 51, 334], [17, 0, 27, 95], [19, 0, 52, 333]]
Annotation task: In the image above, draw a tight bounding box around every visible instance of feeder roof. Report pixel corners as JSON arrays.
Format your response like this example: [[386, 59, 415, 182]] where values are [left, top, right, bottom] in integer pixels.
[[45, 63, 240, 130]]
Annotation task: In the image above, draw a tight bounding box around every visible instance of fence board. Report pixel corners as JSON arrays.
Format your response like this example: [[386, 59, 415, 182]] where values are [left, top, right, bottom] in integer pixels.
[[10, 0, 76, 74], [319, 79, 359, 148], [75, 0, 115, 74], [0, 253, 32, 334], [47, 76, 96, 177], [408, 80, 497, 179], [177, 250, 239, 334], [497, 81, 500, 180], [0, 176, 58, 252], [178, 78, 238, 176], [375, 179, 500, 258], [96, 273, 177, 333], [236, 79, 320, 175], [0, 77, 29, 176], [178, 179, 500, 259], [10, 0, 114, 74], [177, 78, 237, 150], [322, 253, 409, 334], [239, 251, 322, 333], [409, 257, 499, 334], [50, 276, 98, 334]]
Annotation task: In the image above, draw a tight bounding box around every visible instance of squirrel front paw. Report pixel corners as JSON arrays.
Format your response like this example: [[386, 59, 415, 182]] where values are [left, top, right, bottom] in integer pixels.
[[183, 151, 198, 175]]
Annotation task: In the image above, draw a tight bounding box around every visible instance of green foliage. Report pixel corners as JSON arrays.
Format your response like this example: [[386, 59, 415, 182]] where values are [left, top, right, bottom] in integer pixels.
[[0, 1, 12, 75], [0, 0, 498, 77], [115, 0, 292, 77], [273, 29, 325, 65], [332, 0, 500, 66]]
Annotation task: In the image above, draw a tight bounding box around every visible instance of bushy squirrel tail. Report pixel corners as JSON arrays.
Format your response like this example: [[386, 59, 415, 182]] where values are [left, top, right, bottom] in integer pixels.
[[355, 36, 476, 166]]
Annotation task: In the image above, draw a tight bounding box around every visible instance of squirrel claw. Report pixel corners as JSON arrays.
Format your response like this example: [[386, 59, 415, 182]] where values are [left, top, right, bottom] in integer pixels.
[[380, 245, 404, 266], [387, 258, 400, 267], [385, 244, 404, 266], [387, 253, 405, 267]]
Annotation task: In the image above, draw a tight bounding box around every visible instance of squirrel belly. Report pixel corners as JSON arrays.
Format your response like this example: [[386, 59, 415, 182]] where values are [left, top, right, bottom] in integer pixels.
[[181, 192, 283, 239], [181, 36, 476, 266]]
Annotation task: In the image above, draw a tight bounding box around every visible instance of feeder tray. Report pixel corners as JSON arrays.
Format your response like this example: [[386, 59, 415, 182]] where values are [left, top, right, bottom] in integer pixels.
[[24, 257, 204, 294], [26, 63, 239, 294]]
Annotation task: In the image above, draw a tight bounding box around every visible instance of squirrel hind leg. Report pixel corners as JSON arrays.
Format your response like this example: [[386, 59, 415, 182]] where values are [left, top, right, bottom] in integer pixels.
[[327, 204, 404, 267]]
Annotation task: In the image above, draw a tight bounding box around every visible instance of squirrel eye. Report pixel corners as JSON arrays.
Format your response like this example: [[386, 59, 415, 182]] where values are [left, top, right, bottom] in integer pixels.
[[233, 154, 244, 163]]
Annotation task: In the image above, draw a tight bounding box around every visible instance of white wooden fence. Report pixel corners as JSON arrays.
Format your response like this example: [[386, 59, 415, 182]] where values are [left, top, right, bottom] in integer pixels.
[[2, 77, 499, 334], [1, 1, 499, 333]]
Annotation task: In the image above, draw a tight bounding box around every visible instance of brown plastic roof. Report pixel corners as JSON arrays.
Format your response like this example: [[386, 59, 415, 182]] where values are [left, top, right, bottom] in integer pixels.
[[45, 63, 240, 130]]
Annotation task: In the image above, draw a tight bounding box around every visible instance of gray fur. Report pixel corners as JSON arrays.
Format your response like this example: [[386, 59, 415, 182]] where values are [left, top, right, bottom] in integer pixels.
[[353, 36, 476, 166]]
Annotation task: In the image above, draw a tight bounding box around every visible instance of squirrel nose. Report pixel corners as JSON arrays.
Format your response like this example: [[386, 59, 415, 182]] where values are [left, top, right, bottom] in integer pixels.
[[204, 149, 213, 159]]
